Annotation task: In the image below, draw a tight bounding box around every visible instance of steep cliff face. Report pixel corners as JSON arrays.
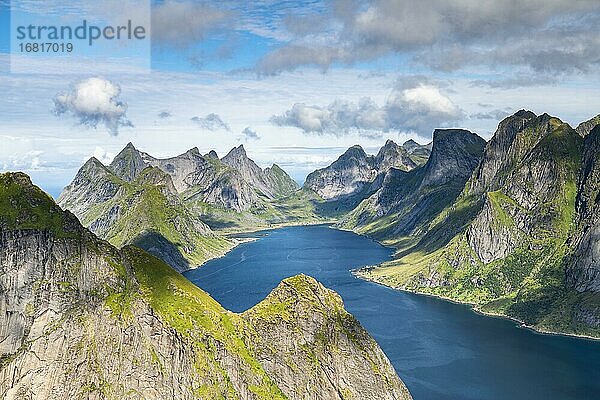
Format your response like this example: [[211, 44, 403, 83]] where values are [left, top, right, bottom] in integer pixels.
[[57, 157, 122, 218], [466, 114, 581, 264], [109, 142, 148, 182], [303, 140, 430, 215], [375, 140, 417, 173], [142, 144, 298, 211], [60, 162, 231, 272], [0, 172, 411, 400], [357, 111, 600, 337], [243, 275, 412, 400], [62, 143, 299, 216], [568, 125, 600, 292], [340, 129, 485, 240], [221, 145, 299, 199], [304, 145, 378, 201]]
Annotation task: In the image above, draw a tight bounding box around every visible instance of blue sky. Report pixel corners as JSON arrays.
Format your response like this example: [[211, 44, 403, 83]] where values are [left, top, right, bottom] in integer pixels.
[[1, 0, 600, 197]]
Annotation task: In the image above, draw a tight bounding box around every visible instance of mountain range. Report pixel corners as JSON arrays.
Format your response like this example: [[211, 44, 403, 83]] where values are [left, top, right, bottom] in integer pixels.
[[0, 172, 411, 399], [58, 140, 430, 271], [3, 108, 600, 397], [57, 143, 308, 271], [55, 113, 600, 337], [352, 111, 600, 338]]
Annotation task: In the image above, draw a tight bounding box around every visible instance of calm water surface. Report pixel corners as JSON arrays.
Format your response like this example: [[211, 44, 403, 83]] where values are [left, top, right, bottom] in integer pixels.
[[183, 225, 600, 400]]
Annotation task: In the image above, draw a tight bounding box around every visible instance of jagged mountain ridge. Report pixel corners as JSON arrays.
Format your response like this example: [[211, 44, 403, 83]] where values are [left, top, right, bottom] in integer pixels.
[[59, 156, 231, 272], [302, 139, 431, 215], [58, 143, 301, 270], [340, 129, 486, 240], [355, 110, 600, 337], [115, 143, 299, 211], [0, 172, 412, 399]]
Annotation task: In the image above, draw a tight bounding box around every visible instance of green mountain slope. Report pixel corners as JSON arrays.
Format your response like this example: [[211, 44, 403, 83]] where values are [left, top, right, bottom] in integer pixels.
[[58, 143, 318, 269], [340, 129, 486, 243], [0, 172, 412, 399], [60, 158, 231, 271], [356, 111, 600, 337]]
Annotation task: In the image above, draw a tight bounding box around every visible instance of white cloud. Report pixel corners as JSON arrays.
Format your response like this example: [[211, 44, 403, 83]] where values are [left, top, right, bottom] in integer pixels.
[[1, 151, 44, 172], [53, 77, 132, 135], [271, 84, 462, 136], [255, 0, 600, 77], [90, 147, 115, 165], [151, 0, 231, 46]]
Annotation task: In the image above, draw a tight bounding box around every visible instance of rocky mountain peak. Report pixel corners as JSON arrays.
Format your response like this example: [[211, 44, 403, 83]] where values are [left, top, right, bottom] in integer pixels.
[[109, 142, 147, 182], [576, 113, 600, 137], [421, 129, 486, 188], [224, 144, 247, 159], [303, 144, 378, 201], [468, 110, 538, 195], [81, 156, 107, 172], [376, 139, 416, 172], [206, 150, 219, 159], [221, 144, 297, 199], [222, 144, 257, 170], [342, 144, 368, 160], [1, 172, 81, 235], [383, 139, 397, 148], [186, 146, 200, 155], [402, 139, 420, 152]]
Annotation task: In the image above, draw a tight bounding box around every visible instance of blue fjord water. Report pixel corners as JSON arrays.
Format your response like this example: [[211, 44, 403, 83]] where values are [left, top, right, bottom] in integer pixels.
[[183, 225, 600, 400]]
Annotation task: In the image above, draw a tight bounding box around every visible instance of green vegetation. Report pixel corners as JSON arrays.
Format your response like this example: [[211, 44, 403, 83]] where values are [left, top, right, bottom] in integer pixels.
[[80, 167, 233, 268], [357, 115, 598, 337], [125, 246, 287, 398], [0, 173, 79, 238]]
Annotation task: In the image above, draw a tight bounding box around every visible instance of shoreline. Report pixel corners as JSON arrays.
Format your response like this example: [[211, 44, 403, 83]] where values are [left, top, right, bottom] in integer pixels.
[[354, 269, 600, 342], [188, 223, 600, 342], [184, 220, 337, 271]]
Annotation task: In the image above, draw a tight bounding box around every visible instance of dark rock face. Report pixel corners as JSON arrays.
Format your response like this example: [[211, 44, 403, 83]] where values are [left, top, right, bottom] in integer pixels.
[[568, 125, 600, 292], [376, 140, 417, 173], [340, 129, 485, 239], [0, 173, 412, 400], [468, 110, 537, 195], [420, 129, 486, 189]]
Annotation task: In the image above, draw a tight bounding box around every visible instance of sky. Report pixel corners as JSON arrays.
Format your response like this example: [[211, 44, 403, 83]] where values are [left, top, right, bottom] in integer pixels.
[[1, 0, 599, 197]]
